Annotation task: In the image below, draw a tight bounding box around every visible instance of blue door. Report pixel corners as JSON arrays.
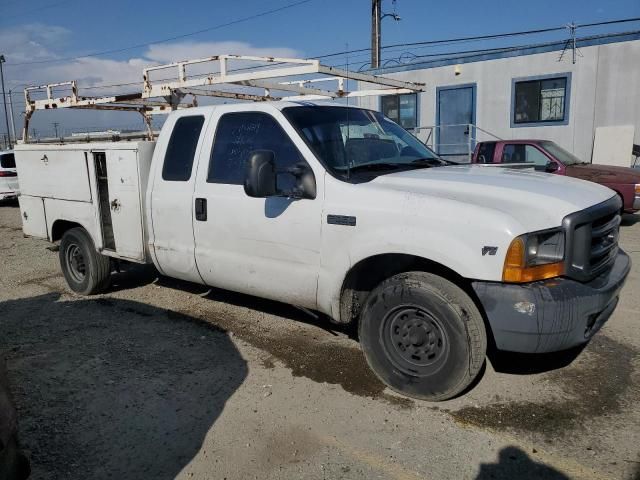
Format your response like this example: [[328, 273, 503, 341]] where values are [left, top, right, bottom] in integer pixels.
[[437, 85, 476, 162]]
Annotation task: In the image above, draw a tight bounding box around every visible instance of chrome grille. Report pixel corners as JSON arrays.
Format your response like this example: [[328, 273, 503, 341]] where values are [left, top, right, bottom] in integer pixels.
[[562, 196, 622, 282], [589, 212, 620, 276]]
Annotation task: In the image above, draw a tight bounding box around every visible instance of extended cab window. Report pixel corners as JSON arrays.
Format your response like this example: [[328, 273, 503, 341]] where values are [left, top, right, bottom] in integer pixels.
[[502, 144, 549, 170], [162, 115, 205, 181], [208, 112, 304, 187]]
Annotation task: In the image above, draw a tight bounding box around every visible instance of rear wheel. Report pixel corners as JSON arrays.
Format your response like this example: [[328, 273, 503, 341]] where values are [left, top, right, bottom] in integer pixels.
[[59, 227, 111, 295], [359, 272, 487, 401]]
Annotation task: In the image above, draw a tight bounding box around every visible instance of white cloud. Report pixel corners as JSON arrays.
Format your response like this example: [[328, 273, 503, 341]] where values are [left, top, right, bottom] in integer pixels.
[[145, 41, 298, 64], [0, 23, 71, 64], [1, 24, 302, 136]]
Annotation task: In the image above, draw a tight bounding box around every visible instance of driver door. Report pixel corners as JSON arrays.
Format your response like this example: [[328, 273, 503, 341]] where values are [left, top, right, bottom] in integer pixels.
[[193, 108, 323, 309]]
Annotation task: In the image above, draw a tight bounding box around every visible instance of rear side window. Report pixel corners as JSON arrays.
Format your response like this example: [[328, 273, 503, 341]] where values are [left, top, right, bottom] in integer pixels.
[[0, 153, 16, 169], [208, 112, 304, 186], [476, 143, 495, 163], [162, 116, 205, 181]]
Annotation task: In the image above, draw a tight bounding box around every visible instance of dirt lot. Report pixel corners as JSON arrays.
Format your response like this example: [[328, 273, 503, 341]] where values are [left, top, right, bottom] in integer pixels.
[[1, 199, 639, 480]]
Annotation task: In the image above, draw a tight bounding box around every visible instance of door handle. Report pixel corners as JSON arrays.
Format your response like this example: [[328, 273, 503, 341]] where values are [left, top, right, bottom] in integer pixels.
[[195, 198, 207, 221]]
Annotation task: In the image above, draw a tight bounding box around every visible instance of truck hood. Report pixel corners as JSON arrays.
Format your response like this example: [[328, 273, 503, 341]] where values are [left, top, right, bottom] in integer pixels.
[[370, 165, 615, 231], [565, 163, 640, 184]]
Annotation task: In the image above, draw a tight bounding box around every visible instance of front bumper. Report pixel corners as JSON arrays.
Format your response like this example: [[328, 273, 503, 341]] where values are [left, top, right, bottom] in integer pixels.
[[472, 250, 631, 353], [0, 192, 18, 201]]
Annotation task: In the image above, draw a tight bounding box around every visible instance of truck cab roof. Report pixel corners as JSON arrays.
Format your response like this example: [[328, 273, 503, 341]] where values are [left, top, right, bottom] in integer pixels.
[[179, 101, 361, 115]]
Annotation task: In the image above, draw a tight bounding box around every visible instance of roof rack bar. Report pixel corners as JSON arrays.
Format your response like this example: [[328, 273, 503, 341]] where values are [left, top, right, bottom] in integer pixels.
[[178, 88, 279, 102], [317, 65, 425, 90], [21, 53, 427, 143]]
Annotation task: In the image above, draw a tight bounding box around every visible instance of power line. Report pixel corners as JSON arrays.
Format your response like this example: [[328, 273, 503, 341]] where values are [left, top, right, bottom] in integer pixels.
[[373, 29, 640, 69], [4, 18, 640, 104], [6, 0, 318, 67], [314, 16, 640, 60]]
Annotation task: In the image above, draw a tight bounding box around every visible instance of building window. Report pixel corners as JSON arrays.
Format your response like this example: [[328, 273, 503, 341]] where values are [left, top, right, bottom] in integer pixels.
[[512, 74, 571, 126], [381, 93, 417, 129]]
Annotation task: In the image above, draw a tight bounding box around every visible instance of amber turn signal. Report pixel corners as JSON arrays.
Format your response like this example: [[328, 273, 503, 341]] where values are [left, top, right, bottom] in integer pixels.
[[502, 237, 564, 282]]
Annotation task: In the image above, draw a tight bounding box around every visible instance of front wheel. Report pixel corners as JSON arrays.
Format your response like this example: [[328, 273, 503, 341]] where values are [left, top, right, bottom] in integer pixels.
[[59, 227, 111, 295], [359, 272, 487, 401]]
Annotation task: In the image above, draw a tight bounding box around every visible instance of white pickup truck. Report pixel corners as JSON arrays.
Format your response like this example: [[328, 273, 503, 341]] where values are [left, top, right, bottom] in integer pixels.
[[14, 101, 630, 400]]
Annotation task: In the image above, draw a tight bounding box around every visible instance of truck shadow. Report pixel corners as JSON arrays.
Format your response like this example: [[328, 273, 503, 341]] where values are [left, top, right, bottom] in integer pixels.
[[621, 213, 640, 227], [474, 446, 569, 479], [487, 344, 585, 375], [109, 263, 356, 339], [110, 264, 580, 376], [0, 292, 247, 480], [0, 198, 19, 208]]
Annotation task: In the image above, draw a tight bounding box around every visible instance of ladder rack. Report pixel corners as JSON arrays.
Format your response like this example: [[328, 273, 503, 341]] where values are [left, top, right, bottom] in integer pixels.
[[22, 54, 426, 143]]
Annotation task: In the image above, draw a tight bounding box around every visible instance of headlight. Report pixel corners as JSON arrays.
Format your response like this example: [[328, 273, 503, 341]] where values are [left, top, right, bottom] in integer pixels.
[[635, 184, 640, 195], [503, 228, 565, 282]]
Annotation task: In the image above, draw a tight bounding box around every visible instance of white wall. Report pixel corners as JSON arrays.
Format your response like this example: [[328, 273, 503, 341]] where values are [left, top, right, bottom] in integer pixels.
[[359, 39, 640, 162]]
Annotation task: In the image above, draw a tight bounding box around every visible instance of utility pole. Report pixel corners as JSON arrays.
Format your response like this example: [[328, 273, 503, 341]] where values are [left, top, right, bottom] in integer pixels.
[[7, 90, 16, 143], [0, 55, 11, 149], [53, 122, 60, 138], [371, 0, 401, 69], [371, 0, 382, 69]]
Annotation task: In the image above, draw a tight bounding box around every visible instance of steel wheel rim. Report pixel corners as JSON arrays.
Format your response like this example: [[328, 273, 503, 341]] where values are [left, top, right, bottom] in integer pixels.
[[380, 305, 450, 377], [66, 243, 87, 283]]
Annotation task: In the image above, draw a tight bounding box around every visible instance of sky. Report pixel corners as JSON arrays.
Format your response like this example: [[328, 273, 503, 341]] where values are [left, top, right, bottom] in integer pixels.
[[1, 0, 639, 138]]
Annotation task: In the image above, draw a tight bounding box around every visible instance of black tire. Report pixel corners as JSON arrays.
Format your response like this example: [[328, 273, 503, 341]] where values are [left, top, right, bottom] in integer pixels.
[[359, 272, 487, 401], [59, 227, 111, 295]]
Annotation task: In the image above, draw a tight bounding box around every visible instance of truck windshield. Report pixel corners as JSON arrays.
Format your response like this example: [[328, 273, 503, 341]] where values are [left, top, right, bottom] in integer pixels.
[[541, 141, 586, 166], [282, 106, 443, 179]]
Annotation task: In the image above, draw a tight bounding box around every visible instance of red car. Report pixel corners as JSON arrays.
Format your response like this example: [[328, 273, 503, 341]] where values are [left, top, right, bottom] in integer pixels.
[[472, 140, 640, 213]]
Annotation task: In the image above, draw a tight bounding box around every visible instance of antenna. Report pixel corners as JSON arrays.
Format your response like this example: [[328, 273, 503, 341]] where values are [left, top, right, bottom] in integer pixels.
[[346, 42, 352, 180], [558, 22, 582, 64]]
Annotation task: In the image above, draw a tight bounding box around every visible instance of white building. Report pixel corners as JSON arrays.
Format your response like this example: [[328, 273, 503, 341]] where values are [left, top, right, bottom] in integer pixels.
[[358, 31, 640, 164]]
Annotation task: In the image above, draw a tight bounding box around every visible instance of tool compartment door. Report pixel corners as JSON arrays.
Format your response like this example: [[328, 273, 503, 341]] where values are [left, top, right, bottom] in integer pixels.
[[18, 195, 48, 238], [105, 149, 145, 260], [15, 149, 92, 202]]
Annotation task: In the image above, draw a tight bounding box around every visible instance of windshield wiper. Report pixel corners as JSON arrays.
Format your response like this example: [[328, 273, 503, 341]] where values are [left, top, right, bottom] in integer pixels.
[[411, 157, 449, 167], [343, 162, 404, 173]]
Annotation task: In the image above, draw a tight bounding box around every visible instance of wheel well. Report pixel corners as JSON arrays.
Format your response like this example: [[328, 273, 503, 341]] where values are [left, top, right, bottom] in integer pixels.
[[51, 220, 84, 242], [339, 253, 492, 327], [338, 253, 496, 348], [339, 254, 464, 324]]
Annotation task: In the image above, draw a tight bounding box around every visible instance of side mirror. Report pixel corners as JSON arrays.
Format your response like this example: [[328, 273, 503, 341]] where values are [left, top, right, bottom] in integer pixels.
[[286, 162, 316, 200], [244, 150, 277, 198], [545, 161, 559, 173]]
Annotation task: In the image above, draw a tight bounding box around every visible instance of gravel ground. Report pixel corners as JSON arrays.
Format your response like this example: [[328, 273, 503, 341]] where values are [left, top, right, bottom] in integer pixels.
[[1, 198, 639, 480]]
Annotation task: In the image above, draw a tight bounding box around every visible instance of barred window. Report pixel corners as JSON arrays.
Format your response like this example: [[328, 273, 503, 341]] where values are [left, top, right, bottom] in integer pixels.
[[513, 76, 568, 125]]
